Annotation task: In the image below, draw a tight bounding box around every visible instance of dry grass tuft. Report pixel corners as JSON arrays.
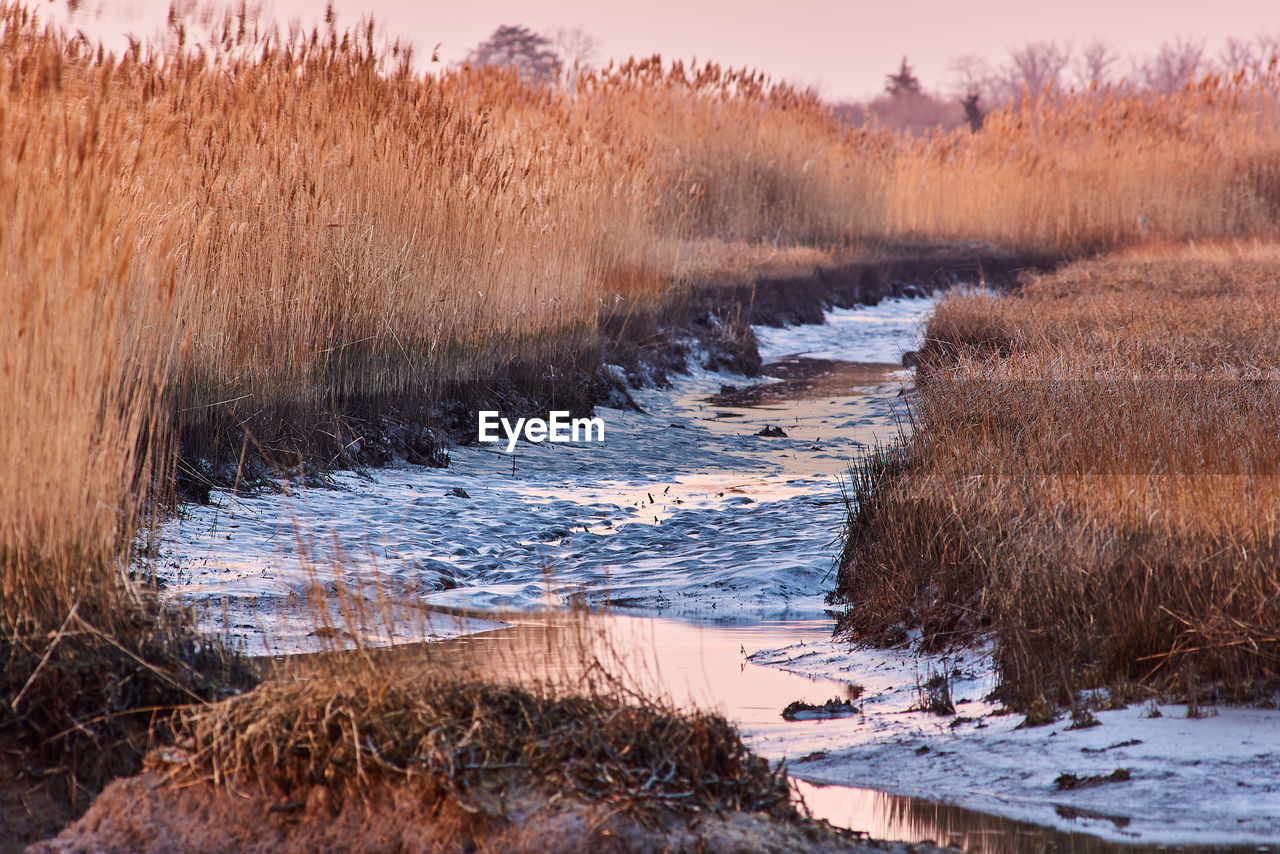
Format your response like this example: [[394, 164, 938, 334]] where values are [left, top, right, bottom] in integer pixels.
[[835, 246, 1280, 706], [1, 603, 257, 795], [170, 646, 794, 824]]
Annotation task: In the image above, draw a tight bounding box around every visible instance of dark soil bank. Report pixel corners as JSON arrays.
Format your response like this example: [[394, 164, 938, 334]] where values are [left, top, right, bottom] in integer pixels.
[[175, 243, 1056, 502], [31, 771, 952, 854], [707, 243, 1056, 329]]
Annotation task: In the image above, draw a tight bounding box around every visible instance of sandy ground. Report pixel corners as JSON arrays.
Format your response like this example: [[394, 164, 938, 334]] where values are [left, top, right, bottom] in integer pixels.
[[150, 294, 1280, 848], [29, 770, 913, 854]]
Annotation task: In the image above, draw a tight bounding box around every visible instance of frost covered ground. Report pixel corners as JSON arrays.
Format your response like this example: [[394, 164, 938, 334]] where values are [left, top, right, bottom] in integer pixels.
[[750, 638, 1280, 847], [470, 613, 1280, 848], [155, 293, 1280, 848]]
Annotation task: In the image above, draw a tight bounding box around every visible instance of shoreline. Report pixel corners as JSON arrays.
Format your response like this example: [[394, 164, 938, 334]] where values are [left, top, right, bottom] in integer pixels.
[[171, 242, 1058, 502]]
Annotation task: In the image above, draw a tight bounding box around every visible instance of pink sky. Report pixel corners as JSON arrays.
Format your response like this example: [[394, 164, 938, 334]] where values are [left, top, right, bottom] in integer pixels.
[[53, 0, 1279, 100]]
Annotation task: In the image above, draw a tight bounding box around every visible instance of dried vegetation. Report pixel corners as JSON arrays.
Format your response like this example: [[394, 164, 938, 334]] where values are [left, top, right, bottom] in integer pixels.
[[836, 242, 1280, 706]]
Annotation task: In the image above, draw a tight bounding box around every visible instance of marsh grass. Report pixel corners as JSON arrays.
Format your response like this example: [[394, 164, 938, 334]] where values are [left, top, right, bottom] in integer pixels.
[[0, 603, 257, 798], [0, 5, 257, 795], [835, 243, 1280, 707], [9, 0, 1280, 822], [168, 636, 796, 824]]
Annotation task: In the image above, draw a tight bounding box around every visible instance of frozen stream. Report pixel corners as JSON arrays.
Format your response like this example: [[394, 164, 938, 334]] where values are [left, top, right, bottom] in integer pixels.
[[158, 294, 1280, 850], [159, 297, 927, 650]]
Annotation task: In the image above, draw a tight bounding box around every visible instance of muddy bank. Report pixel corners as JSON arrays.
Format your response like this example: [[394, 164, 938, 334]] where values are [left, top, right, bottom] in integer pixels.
[[707, 358, 902, 408], [173, 244, 1058, 502], [0, 758, 77, 854], [692, 242, 1058, 328], [31, 770, 945, 854]]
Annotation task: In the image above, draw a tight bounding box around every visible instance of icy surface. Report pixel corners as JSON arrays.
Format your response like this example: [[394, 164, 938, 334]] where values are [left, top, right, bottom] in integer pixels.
[[748, 637, 1280, 847], [158, 296, 932, 656], [755, 296, 931, 364]]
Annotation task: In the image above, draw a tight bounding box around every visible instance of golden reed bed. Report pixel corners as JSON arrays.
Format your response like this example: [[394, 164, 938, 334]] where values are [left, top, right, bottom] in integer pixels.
[[5, 0, 1280, 814]]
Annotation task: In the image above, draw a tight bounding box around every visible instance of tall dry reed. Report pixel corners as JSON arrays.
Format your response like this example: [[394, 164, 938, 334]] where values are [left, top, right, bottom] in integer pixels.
[[0, 6, 173, 636], [835, 243, 1280, 706], [884, 80, 1280, 250]]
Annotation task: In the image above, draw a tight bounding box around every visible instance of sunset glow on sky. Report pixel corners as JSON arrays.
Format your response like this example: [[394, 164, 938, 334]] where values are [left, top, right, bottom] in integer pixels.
[[52, 0, 1280, 99]]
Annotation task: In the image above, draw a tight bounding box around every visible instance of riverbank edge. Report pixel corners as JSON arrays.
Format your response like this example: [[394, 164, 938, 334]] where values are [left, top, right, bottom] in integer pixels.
[[172, 241, 1061, 503], [827, 248, 1280, 714], [33, 770, 959, 854]]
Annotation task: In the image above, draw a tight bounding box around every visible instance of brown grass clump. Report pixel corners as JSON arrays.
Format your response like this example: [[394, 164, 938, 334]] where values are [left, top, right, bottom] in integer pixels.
[[0, 604, 256, 796], [834, 242, 1280, 707], [50, 601, 831, 848], [170, 655, 793, 823], [30, 626, 874, 853]]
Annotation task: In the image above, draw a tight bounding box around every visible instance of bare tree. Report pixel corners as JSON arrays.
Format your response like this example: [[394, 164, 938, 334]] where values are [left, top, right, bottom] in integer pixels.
[[1218, 35, 1280, 77], [1258, 35, 1280, 68], [465, 24, 559, 82], [947, 54, 993, 99], [1073, 39, 1119, 88], [550, 26, 600, 69], [1134, 37, 1206, 93], [1219, 36, 1257, 73], [1000, 40, 1071, 101]]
